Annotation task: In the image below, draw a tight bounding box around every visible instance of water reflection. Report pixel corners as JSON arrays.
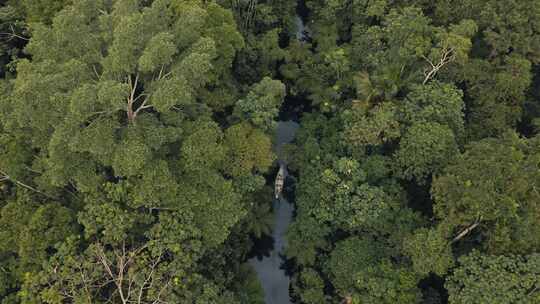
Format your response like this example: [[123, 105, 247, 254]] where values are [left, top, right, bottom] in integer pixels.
[[249, 120, 299, 304]]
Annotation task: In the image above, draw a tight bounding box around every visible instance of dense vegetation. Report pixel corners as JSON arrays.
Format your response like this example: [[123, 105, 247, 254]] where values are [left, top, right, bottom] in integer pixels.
[[0, 0, 539, 303]]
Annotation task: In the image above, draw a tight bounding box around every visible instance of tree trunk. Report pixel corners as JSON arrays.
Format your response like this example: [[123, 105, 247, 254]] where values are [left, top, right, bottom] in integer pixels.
[[452, 221, 480, 243]]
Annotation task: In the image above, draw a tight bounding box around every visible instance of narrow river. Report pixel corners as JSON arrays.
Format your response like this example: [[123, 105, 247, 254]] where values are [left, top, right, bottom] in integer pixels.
[[249, 120, 299, 304], [248, 10, 308, 304]]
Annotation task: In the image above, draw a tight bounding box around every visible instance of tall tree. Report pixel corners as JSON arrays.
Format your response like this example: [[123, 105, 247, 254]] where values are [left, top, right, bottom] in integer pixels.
[[432, 132, 540, 254], [0, 0, 271, 302]]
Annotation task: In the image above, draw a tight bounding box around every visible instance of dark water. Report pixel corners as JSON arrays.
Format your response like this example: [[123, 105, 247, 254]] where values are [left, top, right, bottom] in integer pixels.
[[249, 121, 299, 304], [248, 8, 308, 303]]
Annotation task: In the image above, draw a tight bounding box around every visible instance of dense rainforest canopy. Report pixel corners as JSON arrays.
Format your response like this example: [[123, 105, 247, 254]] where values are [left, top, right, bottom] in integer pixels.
[[0, 0, 539, 303]]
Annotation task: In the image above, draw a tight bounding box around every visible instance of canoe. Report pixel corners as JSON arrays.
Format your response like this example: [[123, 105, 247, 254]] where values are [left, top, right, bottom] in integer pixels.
[[274, 165, 285, 199]]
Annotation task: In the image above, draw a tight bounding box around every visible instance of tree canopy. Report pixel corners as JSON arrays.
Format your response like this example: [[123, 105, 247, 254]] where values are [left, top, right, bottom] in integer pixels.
[[1, 0, 540, 303]]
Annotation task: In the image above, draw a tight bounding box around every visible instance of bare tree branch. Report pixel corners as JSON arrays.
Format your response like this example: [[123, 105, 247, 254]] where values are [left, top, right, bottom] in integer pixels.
[[138, 250, 163, 304], [133, 96, 153, 117], [127, 74, 139, 124], [527, 285, 539, 297], [0, 24, 29, 41], [93, 65, 101, 80], [79, 267, 94, 304], [126, 73, 154, 121], [50, 241, 172, 303], [152, 276, 172, 304], [452, 217, 481, 243], [157, 65, 165, 80], [96, 244, 129, 304], [422, 47, 456, 85], [0, 169, 57, 199]]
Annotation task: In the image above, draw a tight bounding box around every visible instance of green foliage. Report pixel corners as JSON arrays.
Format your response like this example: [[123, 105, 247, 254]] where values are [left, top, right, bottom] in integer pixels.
[[354, 260, 422, 304], [286, 214, 330, 266], [403, 228, 454, 276], [179, 172, 245, 247], [294, 268, 326, 304], [432, 132, 540, 254], [351, 7, 476, 97], [401, 82, 465, 137], [421, 0, 540, 139], [395, 122, 458, 183], [181, 119, 226, 173], [342, 101, 400, 147], [463, 55, 533, 139], [138, 32, 177, 73], [0, 192, 77, 281], [1, 0, 540, 302], [19, 0, 71, 23], [224, 123, 274, 177], [0, 0, 258, 301], [446, 251, 540, 304], [327, 236, 389, 293], [309, 158, 393, 231], [327, 236, 422, 303], [241, 186, 274, 238], [236, 29, 287, 81], [0, 4, 26, 78], [235, 264, 265, 304], [235, 77, 286, 131]]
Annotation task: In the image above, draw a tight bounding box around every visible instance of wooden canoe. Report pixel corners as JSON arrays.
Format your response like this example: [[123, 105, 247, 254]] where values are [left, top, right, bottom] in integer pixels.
[[274, 165, 285, 199]]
